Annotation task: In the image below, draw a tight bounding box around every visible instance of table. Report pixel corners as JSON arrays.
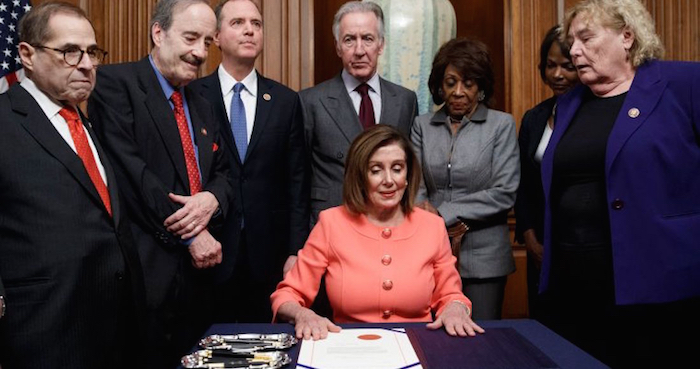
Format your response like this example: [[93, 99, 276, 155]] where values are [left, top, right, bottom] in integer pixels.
[[191, 320, 607, 369]]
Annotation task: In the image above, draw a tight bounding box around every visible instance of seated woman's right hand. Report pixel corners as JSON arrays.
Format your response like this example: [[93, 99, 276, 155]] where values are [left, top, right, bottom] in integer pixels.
[[286, 303, 341, 340]]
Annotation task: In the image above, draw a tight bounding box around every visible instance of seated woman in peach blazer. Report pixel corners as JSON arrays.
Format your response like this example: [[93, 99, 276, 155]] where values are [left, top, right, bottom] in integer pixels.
[[271, 125, 484, 340]]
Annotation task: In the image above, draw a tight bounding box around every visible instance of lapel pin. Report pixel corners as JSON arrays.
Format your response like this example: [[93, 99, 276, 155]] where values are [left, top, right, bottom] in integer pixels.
[[263, 93, 271, 101], [628, 108, 640, 118], [201, 127, 208, 136]]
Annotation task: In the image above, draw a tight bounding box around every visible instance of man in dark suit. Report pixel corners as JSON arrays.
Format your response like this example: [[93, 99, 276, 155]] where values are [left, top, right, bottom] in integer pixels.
[[189, 0, 309, 323], [0, 3, 143, 368], [301, 1, 418, 222], [87, 0, 234, 365]]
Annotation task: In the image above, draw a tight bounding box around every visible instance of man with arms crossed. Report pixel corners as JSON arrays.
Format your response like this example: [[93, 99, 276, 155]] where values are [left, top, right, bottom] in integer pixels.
[[190, 0, 309, 322], [0, 2, 143, 368]]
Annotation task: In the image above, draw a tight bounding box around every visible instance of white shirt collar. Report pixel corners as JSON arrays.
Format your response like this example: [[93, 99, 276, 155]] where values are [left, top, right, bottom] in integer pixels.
[[341, 69, 381, 96], [20, 77, 67, 119], [218, 66, 258, 97]]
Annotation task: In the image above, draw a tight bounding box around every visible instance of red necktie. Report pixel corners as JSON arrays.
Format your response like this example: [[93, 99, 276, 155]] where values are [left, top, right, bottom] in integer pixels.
[[355, 83, 376, 130], [59, 107, 112, 216], [170, 91, 202, 195]]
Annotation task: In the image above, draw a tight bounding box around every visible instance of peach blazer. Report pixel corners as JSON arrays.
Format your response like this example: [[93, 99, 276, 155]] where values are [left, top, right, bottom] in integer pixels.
[[271, 206, 471, 323]]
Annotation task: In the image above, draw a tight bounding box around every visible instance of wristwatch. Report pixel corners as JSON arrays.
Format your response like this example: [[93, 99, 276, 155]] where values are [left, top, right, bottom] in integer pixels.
[[0, 295, 5, 318]]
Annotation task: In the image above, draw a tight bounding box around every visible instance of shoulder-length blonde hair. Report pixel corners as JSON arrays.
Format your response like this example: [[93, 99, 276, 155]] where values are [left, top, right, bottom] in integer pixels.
[[562, 0, 664, 67], [343, 125, 421, 215]]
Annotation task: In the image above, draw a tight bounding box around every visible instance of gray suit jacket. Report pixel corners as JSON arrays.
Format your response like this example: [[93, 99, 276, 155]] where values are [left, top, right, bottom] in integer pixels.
[[301, 74, 418, 222], [411, 105, 519, 278]]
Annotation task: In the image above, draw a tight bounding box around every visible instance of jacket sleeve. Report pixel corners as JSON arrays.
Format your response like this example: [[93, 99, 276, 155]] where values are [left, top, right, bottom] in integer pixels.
[[514, 109, 540, 243], [286, 93, 311, 254], [431, 223, 472, 316], [436, 115, 521, 225], [270, 211, 330, 320], [88, 67, 183, 248], [410, 115, 430, 204]]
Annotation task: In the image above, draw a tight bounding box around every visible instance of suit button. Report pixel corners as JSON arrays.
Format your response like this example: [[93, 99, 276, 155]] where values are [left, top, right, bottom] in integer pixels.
[[382, 280, 393, 290], [611, 199, 624, 210], [381, 228, 392, 238], [381, 255, 392, 266], [382, 310, 393, 319], [336, 152, 344, 159], [115, 271, 124, 281]]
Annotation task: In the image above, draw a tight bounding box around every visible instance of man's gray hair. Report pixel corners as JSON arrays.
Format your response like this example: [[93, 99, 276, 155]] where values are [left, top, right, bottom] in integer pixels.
[[150, 0, 210, 45], [332, 1, 385, 42]]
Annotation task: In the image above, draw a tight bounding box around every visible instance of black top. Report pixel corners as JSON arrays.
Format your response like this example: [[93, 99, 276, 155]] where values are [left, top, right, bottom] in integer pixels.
[[551, 90, 627, 247], [549, 90, 627, 296]]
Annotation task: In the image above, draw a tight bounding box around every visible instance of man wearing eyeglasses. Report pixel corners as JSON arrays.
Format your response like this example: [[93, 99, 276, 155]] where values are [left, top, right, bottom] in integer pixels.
[[87, 0, 234, 367], [0, 2, 144, 369]]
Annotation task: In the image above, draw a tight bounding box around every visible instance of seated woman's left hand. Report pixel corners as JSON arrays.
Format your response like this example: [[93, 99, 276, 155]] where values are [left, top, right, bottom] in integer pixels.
[[426, 301, 485, 337]]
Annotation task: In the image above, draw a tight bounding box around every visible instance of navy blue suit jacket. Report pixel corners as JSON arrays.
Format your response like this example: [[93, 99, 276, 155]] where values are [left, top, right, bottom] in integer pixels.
[[0, 84, 144, 368], [189, 70, 310, 286]]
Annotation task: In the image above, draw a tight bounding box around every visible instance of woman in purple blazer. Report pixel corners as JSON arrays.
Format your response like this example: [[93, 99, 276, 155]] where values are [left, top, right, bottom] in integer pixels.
[[540, 0, 700, 367]]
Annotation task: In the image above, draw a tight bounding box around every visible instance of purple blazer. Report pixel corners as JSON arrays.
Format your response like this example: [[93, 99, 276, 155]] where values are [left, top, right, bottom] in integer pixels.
[[540, 60, 700, 305]]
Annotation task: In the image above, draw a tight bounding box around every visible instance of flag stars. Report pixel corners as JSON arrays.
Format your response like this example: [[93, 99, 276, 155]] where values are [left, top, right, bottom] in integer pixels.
[[0, 1, 27, 87]]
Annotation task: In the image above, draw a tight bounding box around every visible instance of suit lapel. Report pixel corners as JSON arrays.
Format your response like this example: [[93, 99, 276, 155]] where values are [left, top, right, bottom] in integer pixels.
[[80, 110, 121, 222], [137, 59, 190, 191], [541, 84, 585, 198], [9, 85, 107, 215], [247, 74, 273, 159], [606, 61, 664, 173], [200, 72, 240, 167], [527, 98, 555, 161], [186, 88, 214, 184], [320, 74, 362, 144], [379, 77, 400, 126]]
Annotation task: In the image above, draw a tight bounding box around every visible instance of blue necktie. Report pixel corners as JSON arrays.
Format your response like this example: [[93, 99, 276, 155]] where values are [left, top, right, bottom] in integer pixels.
[[231, 83, 247, 162]]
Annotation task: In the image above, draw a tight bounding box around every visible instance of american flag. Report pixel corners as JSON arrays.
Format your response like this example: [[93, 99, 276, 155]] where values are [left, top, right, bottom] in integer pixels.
[[0, 0, 31, 93]]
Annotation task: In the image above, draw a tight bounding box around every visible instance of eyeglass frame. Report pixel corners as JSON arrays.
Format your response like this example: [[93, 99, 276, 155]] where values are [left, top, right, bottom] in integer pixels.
[[31, 44, 108, 66]]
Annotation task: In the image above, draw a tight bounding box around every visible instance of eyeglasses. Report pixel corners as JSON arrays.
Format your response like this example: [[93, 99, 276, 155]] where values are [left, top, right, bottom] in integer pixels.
[[32, 45, 108, 66]]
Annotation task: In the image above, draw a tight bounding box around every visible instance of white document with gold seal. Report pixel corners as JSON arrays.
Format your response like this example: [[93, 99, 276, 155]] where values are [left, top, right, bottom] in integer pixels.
[[296, 328, 422, 369]]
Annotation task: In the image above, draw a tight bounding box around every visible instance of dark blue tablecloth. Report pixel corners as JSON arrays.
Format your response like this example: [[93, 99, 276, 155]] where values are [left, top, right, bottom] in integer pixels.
[[189, 320, 608, 369]]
